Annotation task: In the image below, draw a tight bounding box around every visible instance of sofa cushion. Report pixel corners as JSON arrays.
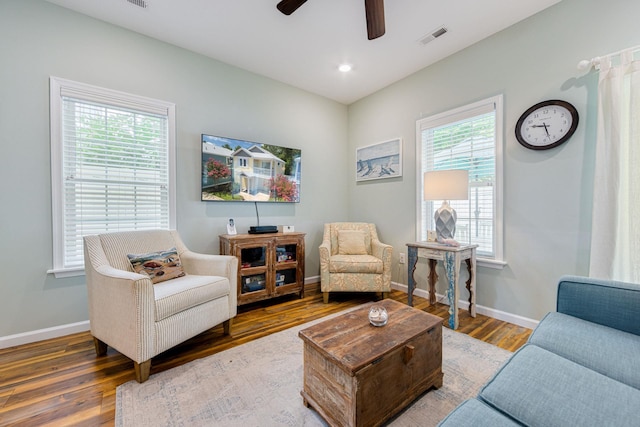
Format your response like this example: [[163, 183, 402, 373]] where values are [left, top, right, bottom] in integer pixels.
[[529, 312, 640, 389], [154, 274, 230, 322], [557, 276, 640, 335], [100, 229, 179, 272], [479, 344, 640, 427], [329, 254, 383, 274], [329, 223, 372, 256], [437, 399, 522, 427], [338, 230, 368, 255], [127, 247, 185, 284]]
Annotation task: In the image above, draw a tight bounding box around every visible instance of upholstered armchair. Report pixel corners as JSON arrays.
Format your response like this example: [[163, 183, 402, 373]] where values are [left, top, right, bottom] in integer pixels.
[[83, 229, 238, 383], [319, 223, 393, 303]]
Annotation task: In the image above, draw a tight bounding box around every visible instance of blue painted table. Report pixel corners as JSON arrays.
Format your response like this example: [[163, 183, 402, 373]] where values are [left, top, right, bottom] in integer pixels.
[[406, 242, 478, 329]]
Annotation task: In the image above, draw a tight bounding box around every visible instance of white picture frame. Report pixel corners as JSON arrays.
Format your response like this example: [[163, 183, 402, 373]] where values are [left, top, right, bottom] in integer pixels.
[[356, 138, 403, 182]]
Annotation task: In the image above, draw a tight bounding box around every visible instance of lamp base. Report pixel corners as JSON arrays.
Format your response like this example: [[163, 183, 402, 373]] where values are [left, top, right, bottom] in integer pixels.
[[434, 201, 457, 241]]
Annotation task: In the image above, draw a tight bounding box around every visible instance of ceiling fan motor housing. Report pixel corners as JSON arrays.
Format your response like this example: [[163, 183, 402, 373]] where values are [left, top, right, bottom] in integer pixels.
[[276, 0, 386, 40]]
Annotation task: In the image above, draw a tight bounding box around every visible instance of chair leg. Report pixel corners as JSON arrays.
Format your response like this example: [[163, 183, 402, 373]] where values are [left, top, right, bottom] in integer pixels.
[[223, 318, 233, 336], [323, 292, 329, 304], [93, 337, 108, 356], [134, 360, 152, 383]]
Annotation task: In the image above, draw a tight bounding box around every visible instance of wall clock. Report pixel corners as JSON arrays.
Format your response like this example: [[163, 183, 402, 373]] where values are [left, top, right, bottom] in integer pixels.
[[515, 100, 579, 150]]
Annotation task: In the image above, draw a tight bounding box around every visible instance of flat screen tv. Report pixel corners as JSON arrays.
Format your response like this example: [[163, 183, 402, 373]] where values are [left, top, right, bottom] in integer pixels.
[[201, 134, 301, 203]]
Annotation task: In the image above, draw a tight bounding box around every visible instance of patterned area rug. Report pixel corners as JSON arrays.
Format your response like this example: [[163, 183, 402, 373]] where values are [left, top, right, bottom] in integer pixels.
[[116, 314, 511, 426]]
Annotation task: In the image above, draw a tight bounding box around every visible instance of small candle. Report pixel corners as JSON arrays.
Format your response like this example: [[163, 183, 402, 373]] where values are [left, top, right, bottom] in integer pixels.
[[368, 305, 388, 327]]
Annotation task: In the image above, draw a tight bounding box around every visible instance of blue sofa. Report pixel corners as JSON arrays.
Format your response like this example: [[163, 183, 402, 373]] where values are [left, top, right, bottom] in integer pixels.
[[438, 275, 640, 427]]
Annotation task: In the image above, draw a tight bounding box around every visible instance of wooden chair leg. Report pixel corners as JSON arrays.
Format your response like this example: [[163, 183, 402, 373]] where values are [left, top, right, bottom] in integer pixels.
[[323, 292, 329, 304], [223, 318, 233, 336], [134, 360, 152, 383], [93, 337, 108, 356]]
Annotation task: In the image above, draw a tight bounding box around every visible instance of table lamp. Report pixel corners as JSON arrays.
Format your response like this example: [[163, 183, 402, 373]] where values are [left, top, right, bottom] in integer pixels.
[[423, 169, 469, 242]]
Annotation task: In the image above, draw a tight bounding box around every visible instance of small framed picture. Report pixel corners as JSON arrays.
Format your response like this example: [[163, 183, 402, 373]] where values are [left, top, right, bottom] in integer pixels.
[[227, 218, 237, 235], [356, 138, 402, 182]]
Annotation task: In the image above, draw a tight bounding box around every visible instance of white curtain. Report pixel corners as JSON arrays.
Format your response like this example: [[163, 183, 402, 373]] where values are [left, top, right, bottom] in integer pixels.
[[589, 49, 640, 282]]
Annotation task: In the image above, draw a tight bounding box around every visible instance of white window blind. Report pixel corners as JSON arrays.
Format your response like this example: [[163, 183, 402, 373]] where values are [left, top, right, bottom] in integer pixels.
[[50, 77, 176, 276], [416, 95, 504, 264]]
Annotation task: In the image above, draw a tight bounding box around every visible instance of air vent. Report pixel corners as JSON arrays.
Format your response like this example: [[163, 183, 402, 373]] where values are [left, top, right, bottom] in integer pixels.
[[126, 0, 149, 8], [418, 27, 448, 46]]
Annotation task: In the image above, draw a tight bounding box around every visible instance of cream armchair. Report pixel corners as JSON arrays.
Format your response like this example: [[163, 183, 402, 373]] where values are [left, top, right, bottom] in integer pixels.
[[319, 223, 393, 303], [83, 229, 237, 383]]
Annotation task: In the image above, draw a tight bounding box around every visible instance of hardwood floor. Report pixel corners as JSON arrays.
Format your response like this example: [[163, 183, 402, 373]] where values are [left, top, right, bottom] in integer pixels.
[[0, 289, 531, 426]]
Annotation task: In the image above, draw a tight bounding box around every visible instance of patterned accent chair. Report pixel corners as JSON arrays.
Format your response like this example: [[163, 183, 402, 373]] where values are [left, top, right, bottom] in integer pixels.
[[83, 229, 238, 383], [319, 223, 393, 303]]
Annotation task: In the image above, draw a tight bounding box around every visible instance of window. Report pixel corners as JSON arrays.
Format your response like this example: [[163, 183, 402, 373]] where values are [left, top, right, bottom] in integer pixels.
[[49, 77, 176, 277], [416, 95, 505, 267]]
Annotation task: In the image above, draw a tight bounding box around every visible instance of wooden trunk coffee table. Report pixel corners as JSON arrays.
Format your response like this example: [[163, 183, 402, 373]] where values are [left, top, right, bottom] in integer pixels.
[[299, 299, 443, 427]]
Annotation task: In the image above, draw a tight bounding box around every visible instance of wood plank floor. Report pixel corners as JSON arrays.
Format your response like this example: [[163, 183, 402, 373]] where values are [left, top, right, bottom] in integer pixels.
[[0, 289, 532, 426]]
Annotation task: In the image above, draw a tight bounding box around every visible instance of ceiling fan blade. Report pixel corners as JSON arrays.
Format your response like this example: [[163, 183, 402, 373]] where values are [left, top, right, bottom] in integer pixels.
[[364, 0, 385, 40], [277, 0, 308, 15]]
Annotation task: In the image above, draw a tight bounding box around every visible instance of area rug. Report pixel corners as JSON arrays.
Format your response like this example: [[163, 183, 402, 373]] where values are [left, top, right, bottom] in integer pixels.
[[116, 315, 511, 427]]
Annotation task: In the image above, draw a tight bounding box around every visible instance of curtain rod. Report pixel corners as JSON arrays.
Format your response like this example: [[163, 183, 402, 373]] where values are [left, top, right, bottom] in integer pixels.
[[577, 44, 640, 70]]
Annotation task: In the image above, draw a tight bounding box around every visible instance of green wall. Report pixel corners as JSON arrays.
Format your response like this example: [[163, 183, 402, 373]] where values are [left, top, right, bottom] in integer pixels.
[[347, 0, 640, 320], [2, 0, 639, 339], [0, 0, 348, 337]]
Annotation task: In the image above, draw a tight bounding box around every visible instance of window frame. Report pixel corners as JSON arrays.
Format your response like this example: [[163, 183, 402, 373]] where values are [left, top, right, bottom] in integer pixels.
[[48, 77, 177, 278], [415, 95, 506, 269]]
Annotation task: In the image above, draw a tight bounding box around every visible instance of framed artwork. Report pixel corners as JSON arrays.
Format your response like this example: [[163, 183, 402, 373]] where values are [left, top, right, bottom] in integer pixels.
[[356, 138, 402, 182]]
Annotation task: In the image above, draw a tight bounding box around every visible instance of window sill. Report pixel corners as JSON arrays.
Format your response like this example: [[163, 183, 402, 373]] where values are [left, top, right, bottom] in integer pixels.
[[47, 267, 85, 278], [477, 257, 507, 270]]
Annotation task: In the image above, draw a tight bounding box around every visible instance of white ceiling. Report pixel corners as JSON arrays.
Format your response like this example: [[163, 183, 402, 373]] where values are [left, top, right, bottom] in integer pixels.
[[44, 0, 561, 105]]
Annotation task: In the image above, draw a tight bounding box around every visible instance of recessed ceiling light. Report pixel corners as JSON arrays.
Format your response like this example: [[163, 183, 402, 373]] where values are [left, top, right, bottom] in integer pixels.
[[338, 64, 352, 73]]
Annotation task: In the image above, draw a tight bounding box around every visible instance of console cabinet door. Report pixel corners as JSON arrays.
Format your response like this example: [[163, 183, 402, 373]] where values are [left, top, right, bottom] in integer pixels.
[[235, 240, 273, 305], [274, 237, 304, 297]]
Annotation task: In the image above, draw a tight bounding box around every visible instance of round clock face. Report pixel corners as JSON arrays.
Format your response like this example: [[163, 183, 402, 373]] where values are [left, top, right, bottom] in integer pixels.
[[515, 100, 579, 150]]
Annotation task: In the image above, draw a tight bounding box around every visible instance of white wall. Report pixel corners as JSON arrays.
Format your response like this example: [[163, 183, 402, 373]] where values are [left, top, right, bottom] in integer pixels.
[[347, 0, 640, 321], [0, 0, 348, 338]]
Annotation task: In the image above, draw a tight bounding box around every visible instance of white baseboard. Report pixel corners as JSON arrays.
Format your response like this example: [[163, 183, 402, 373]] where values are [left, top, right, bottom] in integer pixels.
[[0, 320, 90, 349], [305, 275, 320, 285], [391, 281, 539, 330]]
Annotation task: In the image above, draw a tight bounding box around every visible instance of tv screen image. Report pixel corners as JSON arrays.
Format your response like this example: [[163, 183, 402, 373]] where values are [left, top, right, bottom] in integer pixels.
[[201, 134, 301, 203]]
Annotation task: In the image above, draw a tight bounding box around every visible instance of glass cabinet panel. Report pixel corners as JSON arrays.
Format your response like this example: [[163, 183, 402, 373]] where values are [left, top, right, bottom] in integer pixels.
[[240, 246, 266, 268], [276, 268, 297, 287], [242, 273, 266, 294], [276, 243, 297, 263]]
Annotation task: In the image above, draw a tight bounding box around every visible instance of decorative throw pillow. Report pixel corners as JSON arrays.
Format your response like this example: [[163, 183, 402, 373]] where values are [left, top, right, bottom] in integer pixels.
[[127, 247, 186, 284], [338, 230, 368, 255]]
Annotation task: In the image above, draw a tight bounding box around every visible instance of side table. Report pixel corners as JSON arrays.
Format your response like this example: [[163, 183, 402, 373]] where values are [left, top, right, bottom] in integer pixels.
[[406, 242, 478, 329]]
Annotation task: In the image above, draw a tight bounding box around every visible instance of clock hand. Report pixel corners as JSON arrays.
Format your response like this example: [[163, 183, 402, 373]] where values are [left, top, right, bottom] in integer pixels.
[[542, 123, 550, 137]]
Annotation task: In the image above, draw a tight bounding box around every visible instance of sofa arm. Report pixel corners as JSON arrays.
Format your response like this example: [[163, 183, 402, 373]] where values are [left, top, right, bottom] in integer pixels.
[[180, 251, 237, 277], [371, 239, 393, 264], [557, 275, 640, 336], [87, 265, 156, 362], [180, 252, 238, 317]]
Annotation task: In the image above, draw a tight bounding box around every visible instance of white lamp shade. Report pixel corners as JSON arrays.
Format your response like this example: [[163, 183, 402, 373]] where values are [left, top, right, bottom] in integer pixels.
[[423, 170, 469, 200]]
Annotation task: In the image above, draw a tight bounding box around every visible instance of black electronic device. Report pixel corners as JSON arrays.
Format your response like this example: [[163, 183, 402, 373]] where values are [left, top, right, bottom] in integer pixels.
[[248, 226, 278, 234], [247, 202, 277, 234]]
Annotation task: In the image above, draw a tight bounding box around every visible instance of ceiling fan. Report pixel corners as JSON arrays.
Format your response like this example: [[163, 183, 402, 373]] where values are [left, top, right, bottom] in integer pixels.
[[276, 0, 386, 40]]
